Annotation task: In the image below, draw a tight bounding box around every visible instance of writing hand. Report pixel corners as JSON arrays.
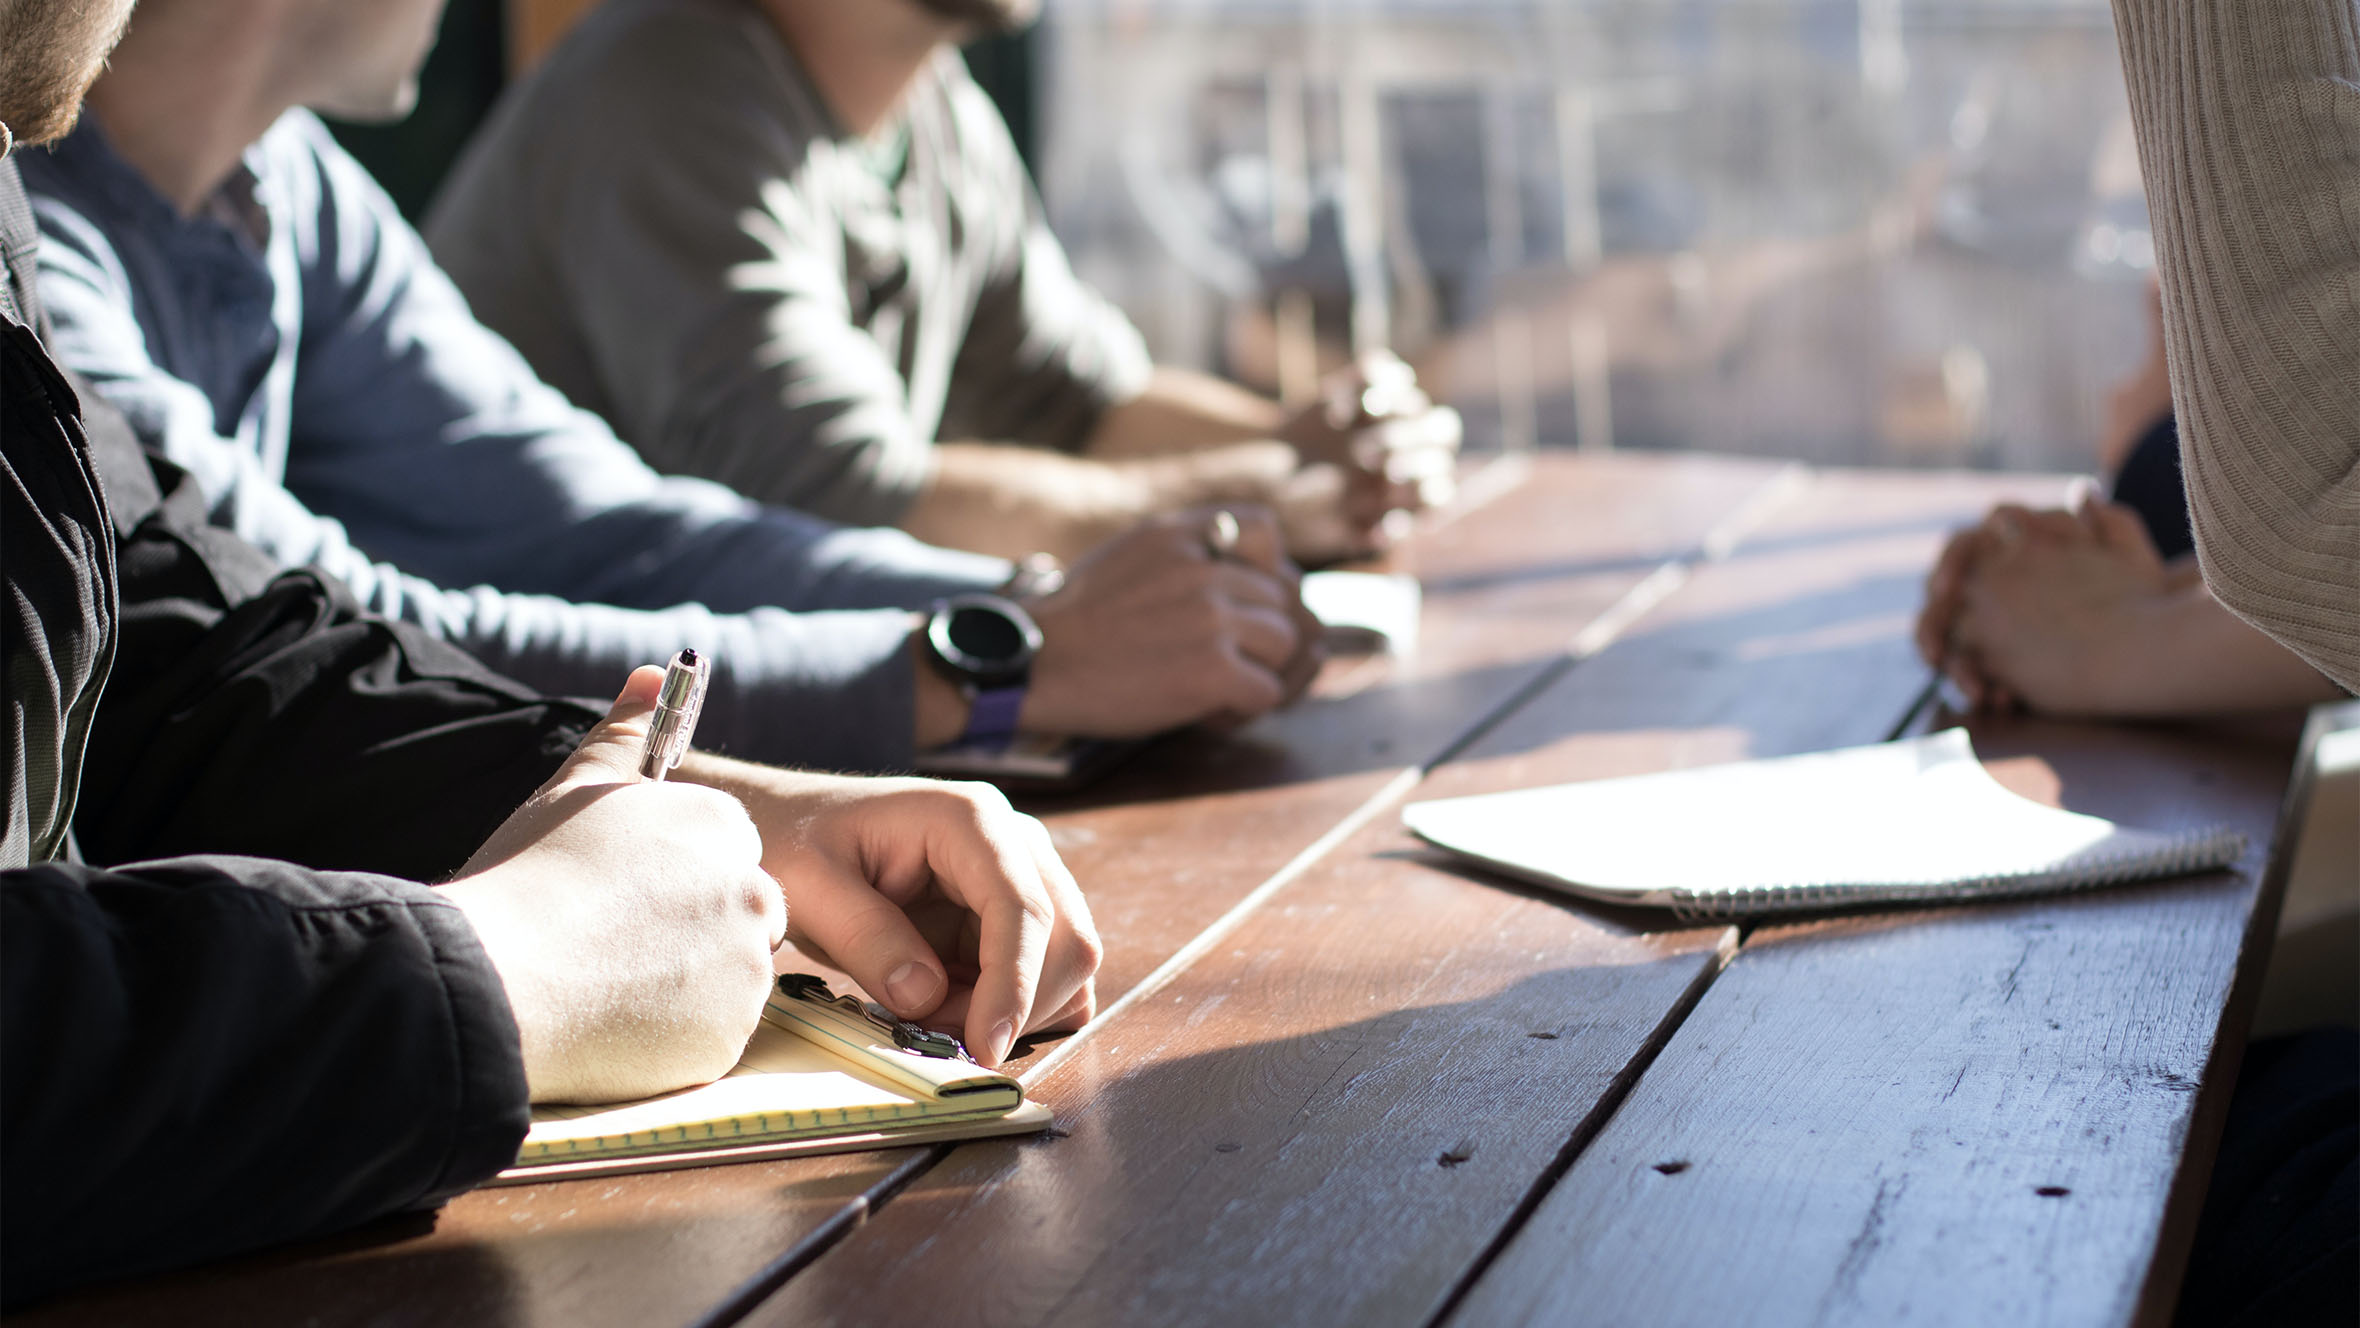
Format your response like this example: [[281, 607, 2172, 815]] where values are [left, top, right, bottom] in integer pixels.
[[678, 764, 1103, 1069], [440, 668, 783, 1103]]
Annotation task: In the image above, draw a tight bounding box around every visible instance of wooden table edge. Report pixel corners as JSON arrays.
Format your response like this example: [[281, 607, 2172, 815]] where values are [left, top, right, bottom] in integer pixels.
[[2127, 705, 2337, 1326]]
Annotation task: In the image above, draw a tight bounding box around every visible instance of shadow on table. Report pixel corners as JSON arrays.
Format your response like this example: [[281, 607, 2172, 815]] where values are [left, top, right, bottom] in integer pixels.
[[14, 1213, 525, 1328], [769, 965, 1730, 1327], [1417, 511, 1975, 598], [1374, 845, 1719, 939], [1026, 567, 1935, 818]]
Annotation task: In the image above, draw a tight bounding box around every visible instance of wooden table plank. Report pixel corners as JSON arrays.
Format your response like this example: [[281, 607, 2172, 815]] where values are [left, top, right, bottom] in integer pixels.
[[738, 467, 2065, 1328], [1447, 717, 2297, 1328], [13, 453, 1786, 1328], [1022, 452, 1792, 1003]]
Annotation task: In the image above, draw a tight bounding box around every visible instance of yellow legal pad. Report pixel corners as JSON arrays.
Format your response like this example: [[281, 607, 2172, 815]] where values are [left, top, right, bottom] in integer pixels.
[[495, 980, 1049, 1184]]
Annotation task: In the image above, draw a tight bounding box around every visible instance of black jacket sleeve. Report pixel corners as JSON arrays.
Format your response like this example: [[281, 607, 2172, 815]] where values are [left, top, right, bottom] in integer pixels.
[[1, 856, 531, 1307], [69, 388, 601, 882]]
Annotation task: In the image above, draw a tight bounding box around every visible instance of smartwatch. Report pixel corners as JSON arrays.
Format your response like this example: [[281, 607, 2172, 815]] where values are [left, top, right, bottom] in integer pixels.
[[922, 593, 1043, 746]]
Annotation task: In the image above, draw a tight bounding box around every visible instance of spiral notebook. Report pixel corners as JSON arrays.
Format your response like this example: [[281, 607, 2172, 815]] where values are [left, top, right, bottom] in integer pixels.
[[494, 976, 1050, 1185], [1402, 729, 2245, 920]]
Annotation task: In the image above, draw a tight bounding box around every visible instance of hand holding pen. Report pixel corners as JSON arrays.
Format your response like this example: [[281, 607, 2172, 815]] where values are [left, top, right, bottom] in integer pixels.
[[439, 660, 782, 1103]]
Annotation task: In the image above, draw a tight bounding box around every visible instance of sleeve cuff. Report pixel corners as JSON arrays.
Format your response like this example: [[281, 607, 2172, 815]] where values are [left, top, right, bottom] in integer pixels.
[[408, 896, 533, 1202]]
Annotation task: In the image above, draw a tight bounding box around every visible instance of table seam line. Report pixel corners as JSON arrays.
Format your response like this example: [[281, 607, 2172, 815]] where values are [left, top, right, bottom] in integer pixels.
[[705, 459, 1817, 1328], [1020, 460, 1815, 1093], [1424, 926, 1742, 1328]]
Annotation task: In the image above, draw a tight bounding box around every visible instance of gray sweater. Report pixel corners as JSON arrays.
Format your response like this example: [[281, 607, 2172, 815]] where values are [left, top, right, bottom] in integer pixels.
[[426, 0, 1153, 530], [2112, 0, 2360, 691]]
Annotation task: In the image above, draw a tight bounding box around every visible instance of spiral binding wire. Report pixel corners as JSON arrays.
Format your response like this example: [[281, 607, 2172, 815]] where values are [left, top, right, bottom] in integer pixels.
[[1665, 824, 2249, 922]]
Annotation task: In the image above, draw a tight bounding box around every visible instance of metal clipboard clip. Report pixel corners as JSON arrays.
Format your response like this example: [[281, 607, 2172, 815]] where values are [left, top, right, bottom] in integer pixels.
[[774, 973, 971, 1062]]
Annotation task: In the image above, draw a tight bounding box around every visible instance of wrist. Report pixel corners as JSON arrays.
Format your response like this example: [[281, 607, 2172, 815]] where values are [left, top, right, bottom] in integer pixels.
[[911, 618, 975, 749], [1125, 445, 1296, 510]]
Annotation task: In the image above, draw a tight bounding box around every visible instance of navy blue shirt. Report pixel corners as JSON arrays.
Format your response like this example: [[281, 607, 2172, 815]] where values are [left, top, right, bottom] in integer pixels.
[[23, 112, 1009, 770]]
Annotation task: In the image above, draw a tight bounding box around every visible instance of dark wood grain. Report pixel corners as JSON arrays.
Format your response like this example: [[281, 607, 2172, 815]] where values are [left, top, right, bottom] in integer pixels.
[[1448, 718, 2297, 1328], [14, 1149, 925, 1328], [1021, 451, 1793, 1004], [11, 453, 1787, 1328], [736, 467, 2068, 1328]]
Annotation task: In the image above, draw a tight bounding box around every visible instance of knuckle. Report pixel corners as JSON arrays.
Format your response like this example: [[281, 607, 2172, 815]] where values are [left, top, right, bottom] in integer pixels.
[[1017, 891, 1059, 933], [953, 779, 1013, 815], [739, 871, 783, 923], [1066, 919, 1107, 976]]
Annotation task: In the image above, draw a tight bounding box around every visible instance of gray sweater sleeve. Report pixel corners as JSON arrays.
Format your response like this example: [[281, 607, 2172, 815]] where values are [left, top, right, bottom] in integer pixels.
[[2110, 0, 2360, 691], [428, 0, 1147, 529]]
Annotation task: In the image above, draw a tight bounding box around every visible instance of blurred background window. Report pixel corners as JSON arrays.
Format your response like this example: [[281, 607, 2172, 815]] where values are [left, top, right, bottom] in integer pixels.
[[1035, 0, 2153, 475], [339, 0, 2151, 478]]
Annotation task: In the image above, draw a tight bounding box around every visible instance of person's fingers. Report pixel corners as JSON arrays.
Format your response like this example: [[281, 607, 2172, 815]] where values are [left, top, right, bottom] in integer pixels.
[[1986, 507, 2026, 551], [2065, 476, 2105, 522], [1223, 598, 1301, 673], [2089, 500, 2158, 558], [2011, 508, 2088, 546], [1918, 529, 1982, 665], [1015, 817, 1100, 1034], [1206, 559, 1298, 620], [1276, 601, 1327, 705], [741, 863, 791, 956], [777, 858, 952, 1021], [1350, 408, 1462, 472], [1341, 469, 1399, 530], [965, 882, 1052, 1068], [1199, 504, 1291, 579], [1039, 981, 1096, 1033], [553, 665, 669, 787], [1206, 640, 1290, 719]]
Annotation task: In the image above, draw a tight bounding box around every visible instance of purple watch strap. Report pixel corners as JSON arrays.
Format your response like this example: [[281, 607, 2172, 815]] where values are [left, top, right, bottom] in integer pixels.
[[960, 685, 1028, 747]]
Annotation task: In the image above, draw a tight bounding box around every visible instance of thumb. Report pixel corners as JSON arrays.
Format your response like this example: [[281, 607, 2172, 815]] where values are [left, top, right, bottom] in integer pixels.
[[779, 859, 952, 1022], [554, 665, 669, 788]]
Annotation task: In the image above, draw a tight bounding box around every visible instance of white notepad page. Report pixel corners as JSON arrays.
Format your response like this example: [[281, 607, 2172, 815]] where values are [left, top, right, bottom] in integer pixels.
[[1402, 729, 2245, 917]]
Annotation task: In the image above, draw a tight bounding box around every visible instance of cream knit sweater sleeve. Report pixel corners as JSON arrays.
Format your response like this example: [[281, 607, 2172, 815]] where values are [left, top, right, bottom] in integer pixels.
[[2110, 0, 2360, 692]]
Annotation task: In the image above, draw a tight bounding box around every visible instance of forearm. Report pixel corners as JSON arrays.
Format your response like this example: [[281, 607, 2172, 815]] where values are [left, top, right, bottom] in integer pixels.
[[900, 439, 1294, 563], [2103, 582, 2347, 717], [2109, 0, 2360, 690], [1081, 366, 1289, 460]]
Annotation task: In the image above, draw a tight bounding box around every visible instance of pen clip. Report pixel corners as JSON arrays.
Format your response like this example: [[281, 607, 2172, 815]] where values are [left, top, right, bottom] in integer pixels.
[[639, 648, 710, 781], [775, 973, 972, 1062]]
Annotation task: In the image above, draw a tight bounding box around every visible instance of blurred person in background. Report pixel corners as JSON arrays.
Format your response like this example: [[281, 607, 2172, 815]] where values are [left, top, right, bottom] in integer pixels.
[[26, 0, 1324, 776], [427, 0, 1463, 568], [1917, 282, 2345, 720], [1946, 3, 2359, 1322], [3, 0, 1096, 1303]]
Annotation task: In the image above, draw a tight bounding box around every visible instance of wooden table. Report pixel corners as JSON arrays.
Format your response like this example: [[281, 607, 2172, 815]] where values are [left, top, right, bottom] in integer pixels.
[[24, 452, 2302, 1328]]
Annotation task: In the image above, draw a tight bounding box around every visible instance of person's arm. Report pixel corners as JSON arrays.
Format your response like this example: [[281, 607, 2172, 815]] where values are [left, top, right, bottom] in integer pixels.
[[1921, 500, 2343, 718], [287, 114, 1004, 618], [675, 757, 1101, 1064], [4, 678, 791, 1307], [31, 146, 1004, 773], [2109, 0, 2360, 691], [903, 428, 1298, 563], [1, 858, 531, 1307]]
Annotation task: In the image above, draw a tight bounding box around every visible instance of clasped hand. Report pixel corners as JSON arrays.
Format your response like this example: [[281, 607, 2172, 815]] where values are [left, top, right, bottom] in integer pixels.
[[1278, 352, 1463, 562], [1915, 492, 2177, 714]]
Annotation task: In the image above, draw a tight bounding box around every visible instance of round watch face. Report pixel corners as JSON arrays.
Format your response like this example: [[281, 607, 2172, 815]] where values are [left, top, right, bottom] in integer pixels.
[[928, 595, 1042, 685]]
